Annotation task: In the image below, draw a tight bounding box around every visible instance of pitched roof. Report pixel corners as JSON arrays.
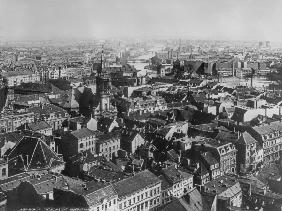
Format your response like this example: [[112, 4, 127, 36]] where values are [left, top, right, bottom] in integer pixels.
[[70, 128, 98, 140], [201, 151, 219, 166], [253, 121, 282, 136], [27, 121, 52, 131], [85, 184, 117, 207], [8, 136, 64, 171], [0, 131, 24, 145], [204, 175, 241, 197], [162, 198, 187, 211], [237, 131, 257, 145], [25, 173, 67, 195], [113, 170, 160, 198], [162, 165, 193, 184], [96, 131, 120, 145]]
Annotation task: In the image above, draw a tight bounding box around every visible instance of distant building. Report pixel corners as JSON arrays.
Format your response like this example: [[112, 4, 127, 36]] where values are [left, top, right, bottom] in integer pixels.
[[8, 136, 65, 175], [246, 121, 282, 164], [235, 131, 262, 173], [61, 128, 97, 158], [26, 121, 52, 136], [1, 71, 40, 87], [113, 170, 162, 211], [96, 131, 120, 161], [202, 174, 242, 210], [159, 166, 193, 206], [120, 129, 145, 154]]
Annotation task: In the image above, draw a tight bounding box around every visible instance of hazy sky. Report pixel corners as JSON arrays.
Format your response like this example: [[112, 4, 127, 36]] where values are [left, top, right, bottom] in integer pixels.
[[0, 0, 281, 41]]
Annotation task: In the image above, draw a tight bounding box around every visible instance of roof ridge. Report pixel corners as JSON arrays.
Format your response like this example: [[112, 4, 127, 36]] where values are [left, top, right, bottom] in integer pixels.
[[27, 138, 40, 169], [39, 141, 48, 166]]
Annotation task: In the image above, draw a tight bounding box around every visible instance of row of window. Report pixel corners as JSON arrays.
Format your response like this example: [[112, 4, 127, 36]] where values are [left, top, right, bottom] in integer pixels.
[[121, 187, 160, 209], [96, 198, 116, 211], [100, 145, 119, 152], [263, 139, 282, 148], [119, 197, 160, 210], [80, 140, 95, 148]]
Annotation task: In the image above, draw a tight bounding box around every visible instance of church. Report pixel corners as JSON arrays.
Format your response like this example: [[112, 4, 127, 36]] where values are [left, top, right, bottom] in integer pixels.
[[92, 48, 117, 119]]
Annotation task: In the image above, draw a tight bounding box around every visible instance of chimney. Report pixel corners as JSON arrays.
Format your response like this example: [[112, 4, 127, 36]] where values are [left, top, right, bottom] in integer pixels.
[[186, 194, 190, 204]]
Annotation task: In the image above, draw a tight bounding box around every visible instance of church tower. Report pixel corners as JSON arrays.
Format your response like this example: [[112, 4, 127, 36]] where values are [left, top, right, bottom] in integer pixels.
[[96, 46, 111, 113]]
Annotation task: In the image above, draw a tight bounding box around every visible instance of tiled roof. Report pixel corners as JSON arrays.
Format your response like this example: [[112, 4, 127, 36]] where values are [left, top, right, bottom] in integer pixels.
[[96, 131, 120, 145], [85, 184, 117, 207], [162, 166, 193, 184], [237, 131, 257, 145], [87, 166, 126, 182], [26, 173, 67, 195], [28, 104, 68, 117], [0, 131, 24, 146], [253, 121, 282, 135], [159, 175, 171, 190], [1, 70, 34, 77], [0, 172, 31, 191], [162, 198, 187, 211], [28, 121, 52, 131], [204, 175, 241, 197], [231, 107, 248, 122], [215, 130, 239, 144], [113, 170, 160, 198], [70, 128, 98, 140], [8, 136, 64, 171], [201, 151, 219, 166]]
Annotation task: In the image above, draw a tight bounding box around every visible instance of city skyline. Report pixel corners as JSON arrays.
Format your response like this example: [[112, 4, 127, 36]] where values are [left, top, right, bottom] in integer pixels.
[[0, 0, 282, 42]]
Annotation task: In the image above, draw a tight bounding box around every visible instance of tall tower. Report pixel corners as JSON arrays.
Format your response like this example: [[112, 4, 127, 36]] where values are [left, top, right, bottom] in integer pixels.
[[96, 46, 111, 113]]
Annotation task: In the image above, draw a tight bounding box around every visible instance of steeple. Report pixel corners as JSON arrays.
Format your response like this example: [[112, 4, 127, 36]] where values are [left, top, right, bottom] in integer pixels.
[[97, 45, 104, 76]]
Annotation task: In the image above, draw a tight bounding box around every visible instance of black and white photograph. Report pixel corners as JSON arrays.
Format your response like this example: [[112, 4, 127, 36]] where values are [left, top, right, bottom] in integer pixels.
[[0, 0, 282, 210]]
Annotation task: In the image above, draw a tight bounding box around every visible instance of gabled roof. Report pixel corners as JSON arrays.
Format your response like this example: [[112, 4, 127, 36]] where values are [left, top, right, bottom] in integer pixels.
[[162, 198, 187, 211], [85, 184, 117, 207], [0, 131, 24, 145], [201, 151, 219, 166], [8, 136, 64, 171], [237, 131, 257, 145], [70, 128, 98, 140], [96, 131, 120, 145], [27, 121, 52, 131]]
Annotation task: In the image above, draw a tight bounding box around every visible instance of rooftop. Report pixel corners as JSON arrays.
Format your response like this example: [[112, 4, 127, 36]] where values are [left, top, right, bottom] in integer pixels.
[[204, 175, 241, 198], [113, 170, 160, 198], [70, 128, 98, 140]]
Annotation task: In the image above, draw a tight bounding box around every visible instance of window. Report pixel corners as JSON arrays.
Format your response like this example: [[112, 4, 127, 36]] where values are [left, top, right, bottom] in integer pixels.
[[113, 199, 116, 204], [2, 168, 6, 177], [80, 143, 83, 148]]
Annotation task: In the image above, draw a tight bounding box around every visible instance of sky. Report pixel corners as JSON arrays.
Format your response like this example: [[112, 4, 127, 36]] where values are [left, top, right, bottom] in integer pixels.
[[0, 0, 281, 42]]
